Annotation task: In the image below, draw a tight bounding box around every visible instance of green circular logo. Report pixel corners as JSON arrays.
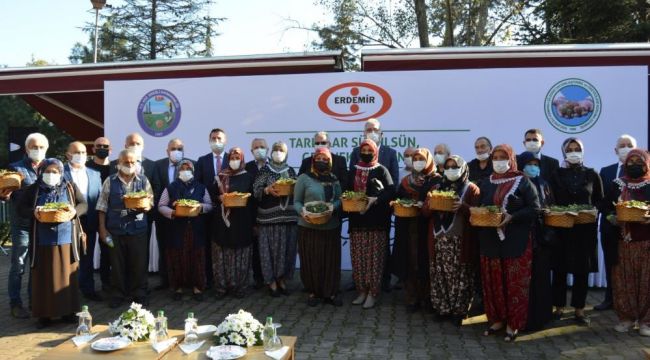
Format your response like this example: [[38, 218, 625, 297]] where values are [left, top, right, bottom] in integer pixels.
[[544, 78, 601, 134]]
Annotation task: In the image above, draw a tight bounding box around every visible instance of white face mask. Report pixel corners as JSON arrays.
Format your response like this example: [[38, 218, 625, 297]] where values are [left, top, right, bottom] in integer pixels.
[[253, 148, 267, 160], [412, 160, 426, 172], [444, 168, 462, 181], [178, 170, 193, 182], [169, 150, 183, 163], [210, 141, 225, 153], [42, 173, 61, 187], [271, 151, 286, 163], [493, 160, 510, 174], [525, 141, 542, 153], [434, 154, 447, 166], [314, 144, 328, 151], [617, 146, 633, 163], [366, 132, 380, 145], [565, 151, 583, 164], [476, 152, 490, 161], [70, 153, 86, 165], [128, 145, 143, 158], [28, 149, 46, 163], [403, 157, 413, 169], [119, 164, 136, 175], [229, 160, 241, 170]]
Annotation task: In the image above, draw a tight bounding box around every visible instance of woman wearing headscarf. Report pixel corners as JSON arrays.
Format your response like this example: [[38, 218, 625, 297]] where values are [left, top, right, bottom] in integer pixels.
[[346, 139, 394, 309], [391, 148, 442, 313], [158, 160, 212, 301], [293, 147, 342, 307], [599, 149, 650, 336], [253, 141, 298, 297], [211, 147, 255, 298], [519, 151, 554, 331], [17, 158, 87, 328], [425, 155, 480, 325], [478, 144, 539, 342], [549, 138, 603, 325]]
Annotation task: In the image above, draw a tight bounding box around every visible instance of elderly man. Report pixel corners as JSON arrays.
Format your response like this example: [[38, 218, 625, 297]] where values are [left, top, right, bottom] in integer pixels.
[[468, 136, 494, 187], [2, 133, 48, 318], [398, 146, 416, 183], [298, 131, 348, 190], [245, 138, 269, 288], [348, 118, 399, 189], [151, 138, 189, 290], [97, 149, 154, 308], [63, 141, 103, 301], [516, 128, 560, 182], [194, 128, 228, 288], [595, 134, 637, 311], [432, 143, 451, 175]]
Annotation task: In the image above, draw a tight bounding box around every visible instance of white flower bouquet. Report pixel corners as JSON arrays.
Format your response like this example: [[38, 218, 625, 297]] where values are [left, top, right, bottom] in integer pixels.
[[108, 302, 155, 342], [214, 310, 263, 347]]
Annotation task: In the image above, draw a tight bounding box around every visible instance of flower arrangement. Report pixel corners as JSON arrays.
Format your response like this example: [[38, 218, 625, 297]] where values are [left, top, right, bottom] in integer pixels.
[[214, 310, 263, 347], [108, 302, 155, 342]]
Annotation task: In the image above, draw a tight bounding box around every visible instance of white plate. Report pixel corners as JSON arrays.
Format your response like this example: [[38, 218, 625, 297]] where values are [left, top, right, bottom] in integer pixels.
[[90, 336, 131, 352], [197, 324, 217, 335], [206, 345, 247, 360]]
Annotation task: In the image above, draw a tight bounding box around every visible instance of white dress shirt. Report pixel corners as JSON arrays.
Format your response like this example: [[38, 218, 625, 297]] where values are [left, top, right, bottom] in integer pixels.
[[69, 166, 88, 198]]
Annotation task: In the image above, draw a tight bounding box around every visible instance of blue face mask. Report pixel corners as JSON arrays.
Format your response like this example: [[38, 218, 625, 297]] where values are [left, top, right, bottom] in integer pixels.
[[524, 164, 540, 178]]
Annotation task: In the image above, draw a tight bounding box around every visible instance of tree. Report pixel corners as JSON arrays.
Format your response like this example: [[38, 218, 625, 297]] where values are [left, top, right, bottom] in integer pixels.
[[70, 0, 223, 63]]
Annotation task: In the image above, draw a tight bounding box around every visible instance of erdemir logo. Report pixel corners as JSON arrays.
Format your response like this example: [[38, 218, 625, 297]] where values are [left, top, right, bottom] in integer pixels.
[[318, 82, 392, 122]]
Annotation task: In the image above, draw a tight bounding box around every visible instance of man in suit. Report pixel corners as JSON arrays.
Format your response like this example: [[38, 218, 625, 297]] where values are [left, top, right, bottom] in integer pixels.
[[298, 131, 348, 190], [151, 138, 189, 290], [595, 134, 637, 311], [1, 132, 48, 318], [516, 128, 560, 182], [194, 128, 229, 288], [348, 118, 399, 292], [64, 141, 103, 301], [245, 138, 268, 288]]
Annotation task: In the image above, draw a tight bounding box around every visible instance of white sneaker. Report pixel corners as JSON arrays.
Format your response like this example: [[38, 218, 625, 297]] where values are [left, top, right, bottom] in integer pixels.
[[639, 324, 650, 337], [352, 293, 366, 305], [614, 321, 634, 333], [362, 295, 376, 309]]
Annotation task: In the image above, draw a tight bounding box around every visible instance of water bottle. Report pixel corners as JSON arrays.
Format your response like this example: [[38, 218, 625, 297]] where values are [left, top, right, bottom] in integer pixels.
[[262, 316, 276, 351], [151, 310, 168, 345], [183, 312, 198, 345], [76, 305, 92, 336], [105, 235, 114, 248]]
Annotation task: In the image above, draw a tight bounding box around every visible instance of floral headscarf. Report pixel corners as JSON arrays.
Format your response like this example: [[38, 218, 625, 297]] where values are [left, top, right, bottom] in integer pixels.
[[218, 147, 246, 193], [354, 139, 379, 192]]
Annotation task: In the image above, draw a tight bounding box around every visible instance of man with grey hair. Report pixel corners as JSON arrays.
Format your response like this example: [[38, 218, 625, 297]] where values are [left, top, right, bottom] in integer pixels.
[[2, 132, 49, 318], [433, 143, 451, 174], [245, 137, 269, 288], [97, 148, 154, 308], [349, 118, 399, 190], [595, 134, 637, 311], [298, 131, 348, 190]]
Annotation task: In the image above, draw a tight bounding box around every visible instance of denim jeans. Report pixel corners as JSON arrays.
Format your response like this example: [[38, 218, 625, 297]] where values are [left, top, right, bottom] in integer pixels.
[[8, 225, 30, 307]]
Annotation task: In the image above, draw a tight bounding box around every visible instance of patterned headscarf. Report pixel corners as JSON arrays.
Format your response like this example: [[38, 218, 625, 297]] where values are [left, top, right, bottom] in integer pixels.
[[308, 147, 336, 201], [490, 144, 520, 179], [354, 139, 379, 192], [218, 147, 246, 193], [622, 148, 650, 184]]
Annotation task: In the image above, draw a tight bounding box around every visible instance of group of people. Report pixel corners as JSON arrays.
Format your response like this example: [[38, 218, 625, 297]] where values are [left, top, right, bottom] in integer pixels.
[[2, 119, 648, 342]]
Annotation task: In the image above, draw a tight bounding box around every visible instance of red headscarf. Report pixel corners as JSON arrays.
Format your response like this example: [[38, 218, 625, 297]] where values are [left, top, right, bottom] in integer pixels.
[[622, 149, 650, 184], [218, 147, 245, 193], [310, 147, 332, 175], [490, 144, 522, 207], [354, 140, 379, 192]]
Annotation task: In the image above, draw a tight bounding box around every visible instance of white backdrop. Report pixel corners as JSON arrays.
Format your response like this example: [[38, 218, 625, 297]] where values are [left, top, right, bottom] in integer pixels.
[[105, 66, 648, 282]]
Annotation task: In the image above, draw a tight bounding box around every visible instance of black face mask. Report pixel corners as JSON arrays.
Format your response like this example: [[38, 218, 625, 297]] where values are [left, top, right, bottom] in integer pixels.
[[360, 153, 374, 163], [626, 164, 645, 179], [314, 161, 330, 173], [95, 148, 109, 159]]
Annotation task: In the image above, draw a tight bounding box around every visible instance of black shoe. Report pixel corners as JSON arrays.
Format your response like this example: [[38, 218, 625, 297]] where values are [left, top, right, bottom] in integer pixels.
[[109, 299, 123, 309], [324, 295, 343, 307], [193, 293, 204, 302], [307, 296, 320, 307], [450, 314, 465, 327], [504, 330, 518, 342], [574, 314, 591, 326], [594, 301, 613, 311], [83, 292, 104, 302], [278, 286, 290, 296], [36, 317, 51, 329], [11, 305, 30, 319], [269, 288, 280, 298], [172, 292, 183, 301], [253, 280, 265, 290]]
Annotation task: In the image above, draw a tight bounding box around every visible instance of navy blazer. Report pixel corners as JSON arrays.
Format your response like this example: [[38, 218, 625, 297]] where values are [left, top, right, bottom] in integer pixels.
[[194, 152, 229, 196], [63, 164, 102, 232], [349, 146, 399, 189], [599, 162, 620, 233]]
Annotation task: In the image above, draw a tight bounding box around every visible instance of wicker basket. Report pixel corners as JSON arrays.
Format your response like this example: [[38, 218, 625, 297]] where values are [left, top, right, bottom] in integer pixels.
[[0, 172, 22, 191], [303, 201, 333, 225], [123, 196, 150, 209], [274, 182, 294, 196], [342, 197, 368, 213], [544, 212, 576, 228], [223, 193, 250, 208], [392, 203, 419, 218], [616, 203, 648, 223], [427, 194, 456, 212], [575, 209, 598, 224], [37, 207, 73, 223], [469, 207, 503, 227], [175, 204, 201, 217]]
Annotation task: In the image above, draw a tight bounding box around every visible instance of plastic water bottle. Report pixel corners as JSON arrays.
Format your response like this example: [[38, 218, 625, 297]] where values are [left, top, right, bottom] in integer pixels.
[[76, 305, 92, 336], [105, 235, 114, 248], [151, 310, 168, 345], [262, 316, 275, 350], [184, 312, 198, 345]]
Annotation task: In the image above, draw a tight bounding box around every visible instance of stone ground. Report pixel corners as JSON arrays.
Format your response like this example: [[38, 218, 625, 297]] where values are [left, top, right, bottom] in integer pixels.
[[0, 250, 649, 360]]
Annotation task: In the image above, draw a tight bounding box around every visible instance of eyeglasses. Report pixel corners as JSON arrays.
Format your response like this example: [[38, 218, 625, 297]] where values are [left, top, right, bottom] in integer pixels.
[[95, 144, 110, 149], [314, 142, 328, 146]]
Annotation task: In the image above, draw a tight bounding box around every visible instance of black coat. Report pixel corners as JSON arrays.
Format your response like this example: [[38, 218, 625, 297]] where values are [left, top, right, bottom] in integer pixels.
[[211, 172, 254, 249], [346, 165, 395, 230], [349, 146, 399, 190], [467, 158, 492, 189], [298, 153, 349, 191], [598, 162, 622, 263]]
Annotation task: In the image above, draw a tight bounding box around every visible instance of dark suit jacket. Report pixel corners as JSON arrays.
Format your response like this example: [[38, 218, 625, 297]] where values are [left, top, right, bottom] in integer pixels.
[[349, 146, 399, 189], [63, 164, 102, 232], [150, 158, 195, 205], [298, 153, 349, 190], [109, 157, 155, 180], [194, 152, 229, 198], [599, 162, 621, 260], [516, 153, 559, 183]]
